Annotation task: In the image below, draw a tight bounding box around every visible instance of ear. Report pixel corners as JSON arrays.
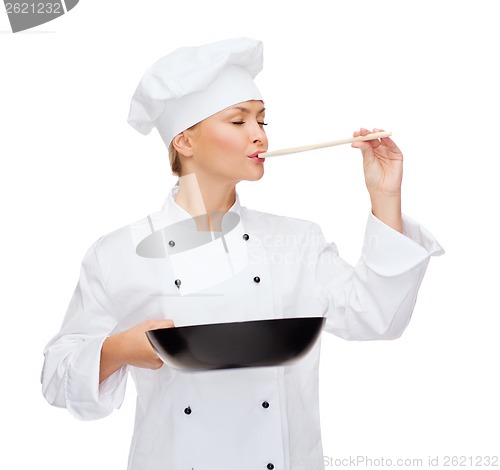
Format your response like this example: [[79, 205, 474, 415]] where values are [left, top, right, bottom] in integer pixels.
[[172, 131, 195, 158]]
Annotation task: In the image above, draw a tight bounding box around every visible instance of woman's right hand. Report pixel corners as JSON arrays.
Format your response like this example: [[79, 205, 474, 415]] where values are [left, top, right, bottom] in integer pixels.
[[99, 319, 174, 383], [120, 319, 174, 369]]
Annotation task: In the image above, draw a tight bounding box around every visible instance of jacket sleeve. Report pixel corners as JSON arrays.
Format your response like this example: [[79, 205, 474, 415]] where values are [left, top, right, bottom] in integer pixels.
[[41, 240, 129, 420], [314, 212, 444, 340]]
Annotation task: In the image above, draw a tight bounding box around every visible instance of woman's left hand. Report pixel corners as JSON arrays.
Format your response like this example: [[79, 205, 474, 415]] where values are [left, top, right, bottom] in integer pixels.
[[351, 128, 403, 197]]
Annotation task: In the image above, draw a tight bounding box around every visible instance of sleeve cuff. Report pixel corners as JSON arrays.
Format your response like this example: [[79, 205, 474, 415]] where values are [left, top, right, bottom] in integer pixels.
[[65, 336, 128, 421], [361, 211, 444, 277]]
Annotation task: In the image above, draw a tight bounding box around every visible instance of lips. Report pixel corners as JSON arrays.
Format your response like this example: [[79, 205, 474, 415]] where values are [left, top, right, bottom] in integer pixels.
[[247, 152, 266, 163]]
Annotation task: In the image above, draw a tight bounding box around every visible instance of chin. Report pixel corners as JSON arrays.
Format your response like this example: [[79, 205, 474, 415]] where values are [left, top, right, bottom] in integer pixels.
[[243, 170, 265, 182]]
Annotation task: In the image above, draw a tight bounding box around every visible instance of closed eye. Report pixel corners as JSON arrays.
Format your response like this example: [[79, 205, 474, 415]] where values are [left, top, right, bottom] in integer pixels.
[[232, 121, 268, 126]]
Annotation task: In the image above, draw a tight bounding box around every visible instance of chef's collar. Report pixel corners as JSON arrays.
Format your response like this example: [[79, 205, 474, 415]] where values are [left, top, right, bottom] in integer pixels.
[[162, 183, 242, 225]]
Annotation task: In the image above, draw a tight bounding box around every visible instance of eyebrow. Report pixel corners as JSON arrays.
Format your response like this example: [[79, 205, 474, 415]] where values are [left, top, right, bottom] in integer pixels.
[[228, 105, 266, 114]]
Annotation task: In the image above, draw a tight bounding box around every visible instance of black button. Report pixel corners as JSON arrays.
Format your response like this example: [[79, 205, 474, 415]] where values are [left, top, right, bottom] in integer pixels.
[[168, 240, 175, 247], [262, 401, 270, 409], [242, 233, 250, 241], [174, 279, 181, 288], [253, 276, 261, 283], [184, 406, 191, 415], [267, 464, 274, 470]]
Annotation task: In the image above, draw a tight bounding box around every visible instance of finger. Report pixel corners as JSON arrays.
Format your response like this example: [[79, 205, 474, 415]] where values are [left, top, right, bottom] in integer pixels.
[[361, 130, 381, 149], [147, 319, 175, 330], [380, 136, 399, 152], [351, 140, 373, 151], [351, 128, 371, 148], [353, 127, 372, 137], [362, 128, 387, 149], [151, 361, 164, 370], [373, 129, 400, 153], [371, 128, 395, 147], [372, 128, 388, 146]]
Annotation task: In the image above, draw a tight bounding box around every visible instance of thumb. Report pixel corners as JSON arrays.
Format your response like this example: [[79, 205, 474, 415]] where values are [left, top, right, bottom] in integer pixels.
[[146, 319, 175, 330]]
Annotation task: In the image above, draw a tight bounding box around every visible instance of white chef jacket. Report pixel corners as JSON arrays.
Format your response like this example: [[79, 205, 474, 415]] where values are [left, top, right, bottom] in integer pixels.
[[41, 185, 443, 470]]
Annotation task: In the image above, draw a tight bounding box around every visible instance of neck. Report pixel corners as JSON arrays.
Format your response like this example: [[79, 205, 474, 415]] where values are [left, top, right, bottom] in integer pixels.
[[174, 173, 236, 231]]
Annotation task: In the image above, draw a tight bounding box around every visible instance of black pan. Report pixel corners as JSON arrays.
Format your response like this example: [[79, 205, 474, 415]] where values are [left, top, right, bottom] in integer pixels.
[[146, 317, 325, 371]]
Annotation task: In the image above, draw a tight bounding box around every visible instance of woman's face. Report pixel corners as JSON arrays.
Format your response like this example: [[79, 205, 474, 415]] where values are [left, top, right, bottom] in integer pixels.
[[182, 100, 268, 184]]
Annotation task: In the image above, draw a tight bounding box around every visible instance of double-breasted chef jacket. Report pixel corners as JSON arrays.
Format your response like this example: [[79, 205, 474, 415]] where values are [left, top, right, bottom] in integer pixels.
[[42, 184, 443, 470]]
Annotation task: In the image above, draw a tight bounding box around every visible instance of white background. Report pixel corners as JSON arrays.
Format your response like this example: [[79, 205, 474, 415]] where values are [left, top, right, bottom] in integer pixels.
[[1, 1, 499, 468]]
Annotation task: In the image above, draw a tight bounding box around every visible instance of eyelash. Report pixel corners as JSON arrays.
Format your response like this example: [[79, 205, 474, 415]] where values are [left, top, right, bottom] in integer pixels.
[[232, 121, 268, 126]]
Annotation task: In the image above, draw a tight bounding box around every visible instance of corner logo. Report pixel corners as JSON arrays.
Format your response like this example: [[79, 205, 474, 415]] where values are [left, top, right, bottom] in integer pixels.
[[4, 1, 79, 33]]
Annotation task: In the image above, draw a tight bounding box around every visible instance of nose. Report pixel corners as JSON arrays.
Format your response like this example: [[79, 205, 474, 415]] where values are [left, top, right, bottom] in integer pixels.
[[250, 122, 267, 146]]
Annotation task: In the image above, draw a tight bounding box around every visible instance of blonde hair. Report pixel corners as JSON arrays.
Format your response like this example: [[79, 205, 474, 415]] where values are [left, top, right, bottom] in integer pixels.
[[168, 143, 182, 177]]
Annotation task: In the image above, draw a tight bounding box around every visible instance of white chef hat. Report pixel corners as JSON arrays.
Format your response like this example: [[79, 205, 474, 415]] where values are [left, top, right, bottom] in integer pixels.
[[127, 37, 264, 146]]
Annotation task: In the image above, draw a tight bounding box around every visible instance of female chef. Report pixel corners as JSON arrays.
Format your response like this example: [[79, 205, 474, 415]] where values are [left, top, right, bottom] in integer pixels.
[[41, 38, 443, 470]]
